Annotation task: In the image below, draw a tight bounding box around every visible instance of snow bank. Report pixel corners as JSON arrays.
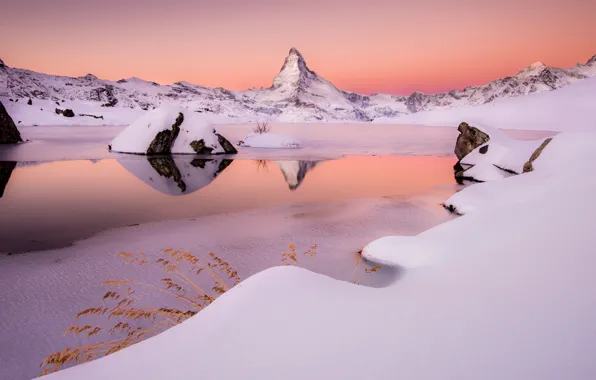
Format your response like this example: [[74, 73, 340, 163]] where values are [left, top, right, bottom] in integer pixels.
[[239, 132, 301, 148], [110, 108, 235, 155]]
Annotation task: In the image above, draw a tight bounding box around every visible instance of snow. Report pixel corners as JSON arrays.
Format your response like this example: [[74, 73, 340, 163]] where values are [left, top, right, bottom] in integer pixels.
[[109, 108, 223, 154], [239, 132, 301, 149], [3, 48, 594, 125], [39, 153, 596, 379], [387, 76, 596, 131]]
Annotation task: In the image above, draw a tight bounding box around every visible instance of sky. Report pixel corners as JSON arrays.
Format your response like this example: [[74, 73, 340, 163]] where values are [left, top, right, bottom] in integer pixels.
[[2, 0, 596, 95]]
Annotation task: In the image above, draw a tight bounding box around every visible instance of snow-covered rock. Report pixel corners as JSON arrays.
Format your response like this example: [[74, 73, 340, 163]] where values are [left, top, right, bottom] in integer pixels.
[[452, 122, 553, 183], [110, 108, 237, 155], [239, 132, 301, 149]]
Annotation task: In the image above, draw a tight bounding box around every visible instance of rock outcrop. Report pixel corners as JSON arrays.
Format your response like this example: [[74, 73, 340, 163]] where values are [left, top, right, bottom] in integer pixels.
[[454, 122, 490, 160], [0, 101, 22, 144], [147, 112, 184, 155]]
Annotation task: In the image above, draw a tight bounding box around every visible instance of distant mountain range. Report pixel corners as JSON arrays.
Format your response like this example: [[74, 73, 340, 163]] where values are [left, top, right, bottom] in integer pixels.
[[0, 49, 594, 122]]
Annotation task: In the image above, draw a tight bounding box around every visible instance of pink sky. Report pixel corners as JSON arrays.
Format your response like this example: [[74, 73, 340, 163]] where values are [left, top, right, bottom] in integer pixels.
[[2, 0, 595, 95]]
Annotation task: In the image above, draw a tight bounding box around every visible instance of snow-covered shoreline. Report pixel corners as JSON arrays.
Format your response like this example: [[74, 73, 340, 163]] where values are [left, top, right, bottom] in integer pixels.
[[37, 126, 596, 380]]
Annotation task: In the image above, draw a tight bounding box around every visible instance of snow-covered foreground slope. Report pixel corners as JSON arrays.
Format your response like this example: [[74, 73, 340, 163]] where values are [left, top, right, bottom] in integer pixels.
[[388, 76, 596, 131], [1, 49, 594, 125], [41, 132, 596, 379]]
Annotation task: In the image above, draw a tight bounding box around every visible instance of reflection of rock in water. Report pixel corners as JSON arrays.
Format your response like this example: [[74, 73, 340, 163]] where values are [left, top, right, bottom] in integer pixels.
[[117, 157, 233, 196], [0, 161, 16, 198], [148, 157, 187, 192], [275, 160, 320, 190]]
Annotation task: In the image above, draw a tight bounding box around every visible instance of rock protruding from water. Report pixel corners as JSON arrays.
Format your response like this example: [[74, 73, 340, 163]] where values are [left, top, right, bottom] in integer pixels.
[[147, 112, 184, 155], [0, 101, 22, 144], [216, 133, 238, 154], [62, 109, 75, 118], [454, 122, 490, 160]]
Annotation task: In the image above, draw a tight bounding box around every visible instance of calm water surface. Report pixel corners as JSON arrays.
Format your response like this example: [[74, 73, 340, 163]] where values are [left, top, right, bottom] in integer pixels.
[[0, 155, 457, 253]]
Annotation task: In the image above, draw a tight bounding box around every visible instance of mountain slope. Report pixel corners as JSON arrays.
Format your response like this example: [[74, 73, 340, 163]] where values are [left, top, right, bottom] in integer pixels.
[[384, 75, 596, 131], [0, 49, 595, 125]]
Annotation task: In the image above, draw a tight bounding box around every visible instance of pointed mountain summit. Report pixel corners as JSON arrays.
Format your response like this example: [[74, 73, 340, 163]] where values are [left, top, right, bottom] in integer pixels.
[[515, 61, 547, 79], [587, 55, 596, 66], [0, 58, 5, 68], [272, 48, 318, 89]]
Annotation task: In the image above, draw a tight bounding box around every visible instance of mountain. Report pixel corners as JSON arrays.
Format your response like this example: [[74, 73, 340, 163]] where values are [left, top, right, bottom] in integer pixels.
[[0, 49, 595, 124]]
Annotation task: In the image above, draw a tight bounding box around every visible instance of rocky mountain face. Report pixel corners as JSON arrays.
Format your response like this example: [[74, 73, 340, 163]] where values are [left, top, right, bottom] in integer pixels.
[[0, 50, 594, 122]]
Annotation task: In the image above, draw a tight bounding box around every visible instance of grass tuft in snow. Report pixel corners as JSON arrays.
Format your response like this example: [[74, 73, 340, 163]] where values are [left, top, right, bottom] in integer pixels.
[[39, 248, 240, 376]]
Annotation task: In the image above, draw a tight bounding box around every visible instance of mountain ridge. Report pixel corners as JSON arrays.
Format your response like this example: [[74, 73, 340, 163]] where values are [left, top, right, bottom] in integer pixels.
[[1, 49, 594, 122]]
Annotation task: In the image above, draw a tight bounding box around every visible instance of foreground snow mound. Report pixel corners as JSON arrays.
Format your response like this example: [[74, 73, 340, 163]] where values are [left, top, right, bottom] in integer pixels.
[[110, 108, 237, 155], [40, 151, 596, 379], [362, 236, 439, 268], [239, 132, 301, 149]]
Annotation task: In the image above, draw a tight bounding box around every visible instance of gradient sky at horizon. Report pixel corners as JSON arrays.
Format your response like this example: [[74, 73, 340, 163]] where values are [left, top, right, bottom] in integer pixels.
[[2, 0, 595, 95]]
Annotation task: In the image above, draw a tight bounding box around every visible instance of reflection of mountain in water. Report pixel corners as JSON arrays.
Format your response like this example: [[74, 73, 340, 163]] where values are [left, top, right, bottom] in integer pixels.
[[274, 161, 320, 190], [118, 157, 233, 196], [0, 161, 16, 198]]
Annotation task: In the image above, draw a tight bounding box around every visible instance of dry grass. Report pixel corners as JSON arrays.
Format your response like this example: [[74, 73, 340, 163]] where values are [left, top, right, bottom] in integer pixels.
[[40, 244, 380, 375], [40, 249, 239, 375], [252, 120, 271, 134]]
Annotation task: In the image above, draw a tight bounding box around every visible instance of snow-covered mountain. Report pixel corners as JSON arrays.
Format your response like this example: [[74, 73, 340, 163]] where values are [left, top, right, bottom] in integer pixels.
[[0, 48, 595, 123]]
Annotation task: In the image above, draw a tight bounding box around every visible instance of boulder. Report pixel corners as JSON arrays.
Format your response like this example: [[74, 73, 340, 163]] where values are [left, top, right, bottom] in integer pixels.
[[0, 101, 22, 144], [454, 122, 490, 160], [27, 98, 32, 105], [110, 108, 238, 156], [216, 133, 238, 154], [62, 109, 75, 118], [147, 112, 184, 154]]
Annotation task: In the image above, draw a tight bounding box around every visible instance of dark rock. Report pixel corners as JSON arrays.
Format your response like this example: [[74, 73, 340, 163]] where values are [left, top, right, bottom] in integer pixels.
[[62, 109, 75, 118], [190, 139, 214, 154], [55, 108, 63, 115], [0, 161, 17, 197], [216, 133, 238, 154], [523, 137, 553, 173], [79, 114, 104, 120], [55, 101, 60, 106], [27, 98, 32, 105], [0, 101, 22, 144], [454, 122, 490, 160], [146, 112, 184, 155]]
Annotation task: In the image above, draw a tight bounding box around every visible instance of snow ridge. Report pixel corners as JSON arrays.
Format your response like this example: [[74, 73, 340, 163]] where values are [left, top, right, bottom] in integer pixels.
[[0, 50, 595, 123]]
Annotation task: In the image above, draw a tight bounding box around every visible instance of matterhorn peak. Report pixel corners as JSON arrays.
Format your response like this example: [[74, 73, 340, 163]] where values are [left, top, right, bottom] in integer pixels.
[[272, 47, 317, 89]]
